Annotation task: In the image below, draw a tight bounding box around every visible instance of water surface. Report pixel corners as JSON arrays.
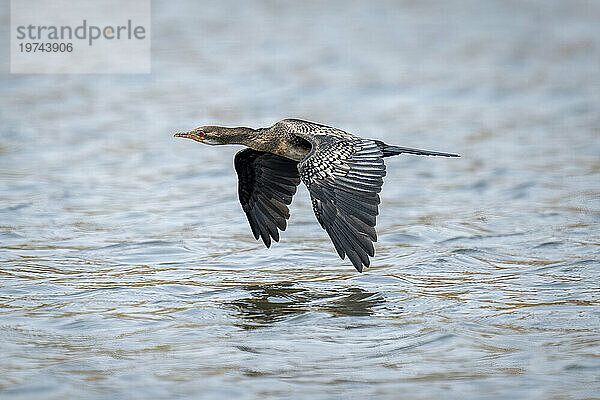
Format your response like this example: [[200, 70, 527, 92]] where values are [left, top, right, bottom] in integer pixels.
[[1, 1, 599, 398]]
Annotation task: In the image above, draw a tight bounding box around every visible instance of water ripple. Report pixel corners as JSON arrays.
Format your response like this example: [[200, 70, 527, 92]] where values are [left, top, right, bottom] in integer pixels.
[[1, 0, 600, 398]]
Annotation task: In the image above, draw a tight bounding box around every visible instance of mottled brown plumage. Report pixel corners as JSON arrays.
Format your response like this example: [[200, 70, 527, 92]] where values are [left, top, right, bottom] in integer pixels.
[[174, 119, 459, 272]]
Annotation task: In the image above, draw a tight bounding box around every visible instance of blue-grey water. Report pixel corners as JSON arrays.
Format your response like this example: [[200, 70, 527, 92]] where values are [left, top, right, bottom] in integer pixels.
[[1, 1, 599, 399]]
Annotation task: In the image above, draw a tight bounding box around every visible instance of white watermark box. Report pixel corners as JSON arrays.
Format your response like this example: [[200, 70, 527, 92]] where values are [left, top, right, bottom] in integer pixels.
[[10, 0, 151, 74]]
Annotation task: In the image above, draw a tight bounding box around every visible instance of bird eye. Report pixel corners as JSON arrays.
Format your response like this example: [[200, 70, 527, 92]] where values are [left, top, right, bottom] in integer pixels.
[[198, 131, 205, 137]]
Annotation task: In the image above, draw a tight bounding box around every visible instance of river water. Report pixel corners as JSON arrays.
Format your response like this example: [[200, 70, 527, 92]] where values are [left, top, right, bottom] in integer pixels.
[[1, 1, 599, 398]]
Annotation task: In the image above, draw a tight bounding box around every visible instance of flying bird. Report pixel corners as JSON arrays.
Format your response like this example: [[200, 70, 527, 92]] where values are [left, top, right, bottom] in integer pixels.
[[175, 119, 458, 272]]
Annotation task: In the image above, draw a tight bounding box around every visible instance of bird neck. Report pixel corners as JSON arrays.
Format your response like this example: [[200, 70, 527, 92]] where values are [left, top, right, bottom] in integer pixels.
[[217, 126, 259, 146], [214, 126, 283, 155]]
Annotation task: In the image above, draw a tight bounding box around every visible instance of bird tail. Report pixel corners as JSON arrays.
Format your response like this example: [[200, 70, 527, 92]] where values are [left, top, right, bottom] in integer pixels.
[[374, 140, 460, 158]]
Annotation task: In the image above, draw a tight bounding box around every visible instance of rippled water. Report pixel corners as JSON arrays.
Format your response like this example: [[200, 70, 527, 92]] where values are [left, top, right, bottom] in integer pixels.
[[1, 0, 600, 398]]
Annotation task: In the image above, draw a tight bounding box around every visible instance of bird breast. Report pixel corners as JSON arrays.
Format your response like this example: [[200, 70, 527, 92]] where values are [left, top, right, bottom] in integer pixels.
[[276, 143, 311, 162]]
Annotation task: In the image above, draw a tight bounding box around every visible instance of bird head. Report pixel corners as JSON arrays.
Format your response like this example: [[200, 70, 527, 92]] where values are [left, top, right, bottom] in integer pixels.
[[174, 126, 226, 145]]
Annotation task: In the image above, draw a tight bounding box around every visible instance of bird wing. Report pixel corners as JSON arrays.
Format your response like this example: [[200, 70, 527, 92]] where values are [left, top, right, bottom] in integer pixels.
[[234, 148, 301, 248], [296, 135, 387, 272]]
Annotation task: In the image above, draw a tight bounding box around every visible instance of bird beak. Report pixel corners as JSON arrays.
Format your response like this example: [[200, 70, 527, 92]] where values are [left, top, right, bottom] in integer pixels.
[[174, 131, 199, 140]]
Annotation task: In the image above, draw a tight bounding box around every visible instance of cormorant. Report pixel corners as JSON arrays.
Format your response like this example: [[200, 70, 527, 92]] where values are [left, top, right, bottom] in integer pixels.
[[174, 119, 459, 272]]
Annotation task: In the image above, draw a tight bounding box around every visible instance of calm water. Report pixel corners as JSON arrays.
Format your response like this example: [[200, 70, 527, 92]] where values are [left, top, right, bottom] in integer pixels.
[[1, 1, 600, 398]]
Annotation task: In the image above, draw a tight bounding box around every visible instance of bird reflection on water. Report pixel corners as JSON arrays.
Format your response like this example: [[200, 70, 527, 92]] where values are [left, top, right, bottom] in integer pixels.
[[228, 282, 386, 329]]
